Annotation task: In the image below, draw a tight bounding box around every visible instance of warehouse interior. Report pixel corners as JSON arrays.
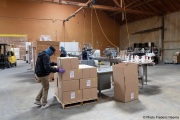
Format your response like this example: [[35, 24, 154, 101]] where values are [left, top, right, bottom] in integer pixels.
[[0, 0, 180, 120]]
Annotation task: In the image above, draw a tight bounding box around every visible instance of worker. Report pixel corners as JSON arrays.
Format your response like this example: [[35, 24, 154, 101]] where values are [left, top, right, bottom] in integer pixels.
[[34, 46, 65, 109], [60, 46, 67, 57], [82, 47, 88, 60]]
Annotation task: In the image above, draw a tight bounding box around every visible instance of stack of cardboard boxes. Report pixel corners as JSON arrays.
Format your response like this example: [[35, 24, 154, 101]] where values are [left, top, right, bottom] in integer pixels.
[[32, 41, 60, 81], [79, 64, 98, 101], [113, 63, 138, 102], [173, 52, 180, 63], [54, 57, 98, 107]]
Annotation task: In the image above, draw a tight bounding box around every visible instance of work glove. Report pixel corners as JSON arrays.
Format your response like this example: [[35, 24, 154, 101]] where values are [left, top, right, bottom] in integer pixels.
[[58, 68, 65, 73]]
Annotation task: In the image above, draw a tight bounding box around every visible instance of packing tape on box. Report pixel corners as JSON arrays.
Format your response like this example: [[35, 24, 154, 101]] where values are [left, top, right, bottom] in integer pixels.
[[77, 90, 81, 93]]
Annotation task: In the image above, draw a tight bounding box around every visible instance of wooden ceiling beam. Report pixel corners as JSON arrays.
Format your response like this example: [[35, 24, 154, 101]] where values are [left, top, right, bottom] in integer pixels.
[[113, 0, 121, 7], [23, 0, 156, 15], [109, 0, 154, 17], [126, 0, 139, 8], [58, 0, 156, 15], [63, 0, 93, 22], [91, 4, 155, 15], [130, 0, 154, 8]]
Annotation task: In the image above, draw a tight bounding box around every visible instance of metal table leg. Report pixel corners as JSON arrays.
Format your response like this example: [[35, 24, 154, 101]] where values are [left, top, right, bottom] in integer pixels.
[[142, 64, 148, 85]]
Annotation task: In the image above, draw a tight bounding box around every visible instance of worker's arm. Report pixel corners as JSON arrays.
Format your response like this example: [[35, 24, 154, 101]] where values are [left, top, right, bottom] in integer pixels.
[[43, 55, 58, 73]]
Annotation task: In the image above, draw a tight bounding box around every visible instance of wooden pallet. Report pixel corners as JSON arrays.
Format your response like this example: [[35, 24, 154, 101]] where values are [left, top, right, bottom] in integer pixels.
[[54, 93, 99, 109], [82, 99, 99, 105], [55, 94, 82, 109], [61, 101, 82, 109]]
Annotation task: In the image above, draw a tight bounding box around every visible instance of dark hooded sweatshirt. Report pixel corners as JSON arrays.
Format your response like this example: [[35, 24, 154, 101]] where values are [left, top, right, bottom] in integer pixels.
[[35, 51, 58, 77]]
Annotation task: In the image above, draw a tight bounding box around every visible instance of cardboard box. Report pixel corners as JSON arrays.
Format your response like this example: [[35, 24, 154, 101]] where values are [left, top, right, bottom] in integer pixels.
[[54, 73, 58, 87], [33, 41, 60, 47], [57, 57, 71, 70], [82, 88, 98, 100], [58, 89, 82, 104], [57, 69, 82, 80], [91, 88, 98, 99], [80, 78, 97, 89], [70, 57, 79, 69], [57, 57, 79, 70], [79, 65, 97, 78], [80, 67, 89, 78], [113, 63, 138, 102], [54, 73, 80, 92], [89, 67, 97, 78], [54, 87, 58, 97], [36, 45, 59, 51], [173, 55, 180, 63], [59, 80, 79, 92]]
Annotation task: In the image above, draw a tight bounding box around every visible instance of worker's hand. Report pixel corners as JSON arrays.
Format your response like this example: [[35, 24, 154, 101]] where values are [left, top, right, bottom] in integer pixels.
[[58, 68, 65, 73]]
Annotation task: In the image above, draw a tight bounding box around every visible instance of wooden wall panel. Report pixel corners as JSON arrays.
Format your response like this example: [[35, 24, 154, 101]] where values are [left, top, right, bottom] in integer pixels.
[[164, 11, 180, 62], [120, 11, 180, 62], [0, 0, 120, 54], [120, 16, 161, 50]]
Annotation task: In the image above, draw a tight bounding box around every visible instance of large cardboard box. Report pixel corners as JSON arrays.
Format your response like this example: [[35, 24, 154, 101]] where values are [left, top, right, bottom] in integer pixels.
[[54, 73, 79, 91], [54, 73, 58, 87], [70, 57, 79, 69], [56, 69, 82, 80], [113, 63, 138, 102], [32, 41, 60, 47], [80, 78, 97, 89], [82, 88, 98, 101], [57, 57, 71, 70], [58, 89, 82, 104], [89, 67, 97, 78], [79, 65, 97, 78], [36, 45, 59, 51], [57, 57, 79, 70], [59, 80, 79, 92], [173, 55, 180, 63], [80, 67, 89, 78]]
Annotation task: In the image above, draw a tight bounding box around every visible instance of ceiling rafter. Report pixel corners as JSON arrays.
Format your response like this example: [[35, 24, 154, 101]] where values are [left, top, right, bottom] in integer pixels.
[[169, 0, 180, 10], [92, 4, 156, 15], [19, 0, 180, 25], [63, 0, 93, 22], [145, 3, 161, 13], [130, 0, 154, 8], [109, 0, 156, 17], [126, 0, 139, 8], [113, 0, 121, 7], [160, 0, 174, 12]]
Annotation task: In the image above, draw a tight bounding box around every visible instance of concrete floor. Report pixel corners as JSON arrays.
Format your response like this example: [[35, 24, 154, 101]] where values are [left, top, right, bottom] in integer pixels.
[[0, 60, 180, 120]]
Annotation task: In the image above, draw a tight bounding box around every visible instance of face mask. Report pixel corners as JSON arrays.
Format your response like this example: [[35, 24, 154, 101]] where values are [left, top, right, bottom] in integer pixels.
[[45, 48, 53, 56]]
